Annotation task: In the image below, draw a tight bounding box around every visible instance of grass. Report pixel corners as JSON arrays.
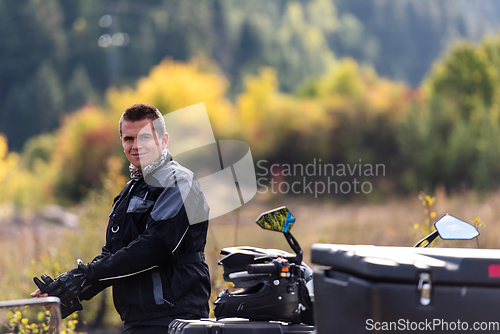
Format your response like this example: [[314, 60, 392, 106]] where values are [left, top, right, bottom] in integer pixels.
[[1, 188, 499, 330]]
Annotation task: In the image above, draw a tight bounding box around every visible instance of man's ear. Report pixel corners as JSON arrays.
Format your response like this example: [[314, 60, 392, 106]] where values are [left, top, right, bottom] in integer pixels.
[[162, 133, 169, 149]]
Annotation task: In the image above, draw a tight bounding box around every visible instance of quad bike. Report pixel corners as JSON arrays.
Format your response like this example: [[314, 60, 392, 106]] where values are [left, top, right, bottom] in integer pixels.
[[169, 207, 484, 334]]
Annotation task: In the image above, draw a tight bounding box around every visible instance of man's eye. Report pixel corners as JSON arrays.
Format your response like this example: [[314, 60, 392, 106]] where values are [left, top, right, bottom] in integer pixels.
[[139, 135, 152, 140]]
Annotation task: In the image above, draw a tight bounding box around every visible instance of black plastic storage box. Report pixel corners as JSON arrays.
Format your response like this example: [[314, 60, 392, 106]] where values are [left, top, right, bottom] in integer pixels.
[[169, 319, 315, 334], [311, 244, 500, 334]]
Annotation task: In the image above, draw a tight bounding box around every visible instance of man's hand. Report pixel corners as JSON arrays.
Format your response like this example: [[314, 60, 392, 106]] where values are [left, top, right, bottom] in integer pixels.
[[31, 287, 83, 318], [32, 268, 88, 319], [33, 265, 88, 301], [30, 289, 48, 298], [33, 274, 62, 296]]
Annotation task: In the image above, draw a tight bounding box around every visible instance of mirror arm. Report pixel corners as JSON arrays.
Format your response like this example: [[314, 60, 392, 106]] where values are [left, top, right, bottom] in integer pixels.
[[284, 232, 303, 264], [414, 230, 439, 248]]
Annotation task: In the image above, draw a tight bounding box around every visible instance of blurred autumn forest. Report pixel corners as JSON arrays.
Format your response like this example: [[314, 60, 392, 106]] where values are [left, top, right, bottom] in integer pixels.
[[4, 0, 500, 330]]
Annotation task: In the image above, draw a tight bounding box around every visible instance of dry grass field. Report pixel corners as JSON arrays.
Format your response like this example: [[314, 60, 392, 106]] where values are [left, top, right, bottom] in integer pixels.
[[3, 190, 500, 293], [1, 189, 500, 331]]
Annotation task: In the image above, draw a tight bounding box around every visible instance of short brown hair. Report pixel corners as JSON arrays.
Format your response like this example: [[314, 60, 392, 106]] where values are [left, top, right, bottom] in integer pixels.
[[119, 103, 166, 138]]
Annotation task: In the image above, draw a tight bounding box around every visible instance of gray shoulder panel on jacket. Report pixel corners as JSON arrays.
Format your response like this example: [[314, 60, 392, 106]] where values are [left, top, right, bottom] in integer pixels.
[[149, 160, 209, 224]]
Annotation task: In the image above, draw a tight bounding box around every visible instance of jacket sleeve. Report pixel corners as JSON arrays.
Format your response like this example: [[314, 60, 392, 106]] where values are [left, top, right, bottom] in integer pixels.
[[79, 245, 113, 300], [84, 177, 208, 284]]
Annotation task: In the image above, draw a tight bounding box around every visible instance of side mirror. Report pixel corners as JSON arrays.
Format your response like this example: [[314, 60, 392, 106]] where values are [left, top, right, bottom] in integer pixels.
[[256, 206, 295, 233], [414, 213, 479, 247], [435, 214, 479, 240], [255, 206, 302, 264]]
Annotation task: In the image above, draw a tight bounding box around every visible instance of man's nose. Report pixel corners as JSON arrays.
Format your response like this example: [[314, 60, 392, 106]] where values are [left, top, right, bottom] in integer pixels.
[[132, 138, 141, 149]]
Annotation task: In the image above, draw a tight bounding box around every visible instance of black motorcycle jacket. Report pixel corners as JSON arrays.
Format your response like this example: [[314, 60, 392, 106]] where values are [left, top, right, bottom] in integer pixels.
[[79, 155, 211, 323]]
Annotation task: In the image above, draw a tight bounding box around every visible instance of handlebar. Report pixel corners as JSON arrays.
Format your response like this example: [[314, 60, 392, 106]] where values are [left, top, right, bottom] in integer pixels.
[[247, 263, 279, 275]]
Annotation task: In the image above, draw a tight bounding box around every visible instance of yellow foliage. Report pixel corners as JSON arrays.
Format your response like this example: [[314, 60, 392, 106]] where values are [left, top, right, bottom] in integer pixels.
[[317, 58, 410, 116], [236, 68, 333, 157], [0, 134, 18, 185], [238, 67, 279, 128], [237, 68, 289, 155], [319, 58, 365, 99], [0, 134, 55, 209], [106, 58, 235, 139]]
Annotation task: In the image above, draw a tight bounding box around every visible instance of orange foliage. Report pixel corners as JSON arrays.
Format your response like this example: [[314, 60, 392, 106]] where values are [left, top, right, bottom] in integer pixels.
[[364, 78, 408, 119], [53, 105, 119, 201]]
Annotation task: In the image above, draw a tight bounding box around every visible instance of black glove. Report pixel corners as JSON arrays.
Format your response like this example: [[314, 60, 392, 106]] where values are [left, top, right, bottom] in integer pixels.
[[34, 261, 90, 319], [33, 273, 83, 319], [59, 297, 83, 319], [57, 267, 87, 301], [34, 274, 62, 296]]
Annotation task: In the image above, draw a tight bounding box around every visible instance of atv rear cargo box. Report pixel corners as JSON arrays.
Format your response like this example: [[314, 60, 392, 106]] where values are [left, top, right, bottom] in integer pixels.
[[311, 244, 500, 334]]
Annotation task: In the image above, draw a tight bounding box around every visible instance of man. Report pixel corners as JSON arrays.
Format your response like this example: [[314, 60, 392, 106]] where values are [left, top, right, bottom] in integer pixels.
[[32, 103, 211, 333]]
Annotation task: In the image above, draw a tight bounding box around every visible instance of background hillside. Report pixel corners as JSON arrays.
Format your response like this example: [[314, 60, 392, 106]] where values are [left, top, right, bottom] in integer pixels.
[[3, 0, 500, 150]]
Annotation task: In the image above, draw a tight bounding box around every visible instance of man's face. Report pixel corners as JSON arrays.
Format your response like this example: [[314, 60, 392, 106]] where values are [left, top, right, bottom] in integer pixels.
[[121, 118, 168, 168]]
